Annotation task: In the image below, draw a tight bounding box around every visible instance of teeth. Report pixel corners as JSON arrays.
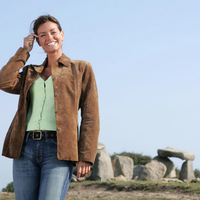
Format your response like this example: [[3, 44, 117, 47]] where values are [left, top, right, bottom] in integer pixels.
[[47, 42, 56, 46]]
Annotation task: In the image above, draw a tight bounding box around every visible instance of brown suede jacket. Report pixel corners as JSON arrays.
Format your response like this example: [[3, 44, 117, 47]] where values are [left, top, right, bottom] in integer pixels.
[[0, 47, 99, 164]]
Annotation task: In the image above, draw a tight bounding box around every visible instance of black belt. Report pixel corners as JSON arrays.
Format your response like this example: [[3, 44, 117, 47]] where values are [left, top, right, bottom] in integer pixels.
[[25, 131, 57, 140]]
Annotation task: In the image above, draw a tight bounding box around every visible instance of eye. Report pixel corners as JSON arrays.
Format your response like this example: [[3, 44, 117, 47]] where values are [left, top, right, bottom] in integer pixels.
[[40, 34, 45, 37]]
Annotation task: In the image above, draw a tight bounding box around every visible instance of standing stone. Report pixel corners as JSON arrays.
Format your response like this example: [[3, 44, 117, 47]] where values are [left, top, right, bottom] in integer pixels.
[[138, 160, 166, 181], [158, 147, 195, 161], [90, 148, 114, 181], [98, 142, 106, 150], [153, 156, 176, 178], [133, 165, 144, 179], [179, 160, 195, 181], [112, 155, 134, 179]]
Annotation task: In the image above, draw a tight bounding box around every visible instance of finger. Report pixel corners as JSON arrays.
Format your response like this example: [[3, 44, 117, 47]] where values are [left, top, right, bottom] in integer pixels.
[[28, 36, 34, 41], [81, 169, 85, 177], [85, 165, 91, 174], [77, 167, 82, 178], [85, 165, 88, 174], [24, 38, 33, 46], [33, 34, 39, 38], [27, 40, 33, 46], [82, 166, 86, 175], [26, 34, 37, 41]]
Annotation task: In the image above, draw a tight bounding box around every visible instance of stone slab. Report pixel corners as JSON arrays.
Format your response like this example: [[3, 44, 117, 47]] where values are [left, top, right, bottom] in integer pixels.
[[157, 147, 195, 161]]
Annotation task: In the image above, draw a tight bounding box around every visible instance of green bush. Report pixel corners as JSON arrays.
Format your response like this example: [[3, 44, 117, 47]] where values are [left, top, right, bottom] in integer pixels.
[[2, 182, 14, 193], [194, 169, 200, 178], [110, 151, 152, 165]]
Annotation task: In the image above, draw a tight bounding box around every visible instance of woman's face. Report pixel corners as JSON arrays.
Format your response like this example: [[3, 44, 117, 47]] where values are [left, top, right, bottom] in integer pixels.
[[37, 21, 64, 54]]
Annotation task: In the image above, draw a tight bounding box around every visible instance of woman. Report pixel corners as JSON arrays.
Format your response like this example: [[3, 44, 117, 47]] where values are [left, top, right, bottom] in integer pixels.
[[0, 15, 99, 200]]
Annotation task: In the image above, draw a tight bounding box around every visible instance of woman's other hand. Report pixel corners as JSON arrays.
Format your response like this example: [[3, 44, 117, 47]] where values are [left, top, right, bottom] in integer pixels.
[[23, 34, 38, 52], [76, 161, 91, 178]]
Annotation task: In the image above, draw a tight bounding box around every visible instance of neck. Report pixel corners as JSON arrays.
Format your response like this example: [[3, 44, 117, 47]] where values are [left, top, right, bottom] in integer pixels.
[[46, 50, 62, 67]]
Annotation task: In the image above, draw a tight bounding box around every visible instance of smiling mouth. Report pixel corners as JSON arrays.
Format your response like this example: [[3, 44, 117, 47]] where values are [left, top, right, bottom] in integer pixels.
[[47, 42, 57, 46]]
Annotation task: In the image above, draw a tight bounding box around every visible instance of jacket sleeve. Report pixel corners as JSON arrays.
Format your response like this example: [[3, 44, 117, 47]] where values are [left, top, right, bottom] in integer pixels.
[[79, 62, 100, 164], [0, 47, 30, 94]]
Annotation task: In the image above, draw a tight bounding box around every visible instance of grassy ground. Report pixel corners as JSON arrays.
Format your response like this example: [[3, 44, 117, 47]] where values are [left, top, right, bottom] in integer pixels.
[[69, 180, 200, 193], [1, 180, 200, 200], [65, 181, 200, 200]]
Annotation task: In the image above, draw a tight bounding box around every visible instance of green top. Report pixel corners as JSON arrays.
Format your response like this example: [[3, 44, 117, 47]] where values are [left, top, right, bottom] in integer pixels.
[[26, 75, 57, 131]]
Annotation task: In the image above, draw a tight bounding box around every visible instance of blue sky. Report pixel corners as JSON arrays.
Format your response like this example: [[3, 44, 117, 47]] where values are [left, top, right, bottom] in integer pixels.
[[0, 0, 200, 190]]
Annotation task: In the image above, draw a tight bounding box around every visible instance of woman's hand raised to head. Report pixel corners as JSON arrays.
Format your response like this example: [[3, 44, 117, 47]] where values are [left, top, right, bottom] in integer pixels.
[[23, 34, 38, 52]]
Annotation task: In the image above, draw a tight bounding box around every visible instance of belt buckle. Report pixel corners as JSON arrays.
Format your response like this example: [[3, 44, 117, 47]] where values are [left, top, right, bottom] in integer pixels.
[[32, 131, 42, 140]]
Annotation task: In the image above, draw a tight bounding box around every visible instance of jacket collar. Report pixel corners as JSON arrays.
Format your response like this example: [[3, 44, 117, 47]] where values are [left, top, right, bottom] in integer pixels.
[[58, 54, 71, 67], [33, 53, 71, 73]]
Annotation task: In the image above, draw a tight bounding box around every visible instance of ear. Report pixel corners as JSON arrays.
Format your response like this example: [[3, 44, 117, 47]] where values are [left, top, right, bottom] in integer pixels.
[[61, 30, 64, 41]]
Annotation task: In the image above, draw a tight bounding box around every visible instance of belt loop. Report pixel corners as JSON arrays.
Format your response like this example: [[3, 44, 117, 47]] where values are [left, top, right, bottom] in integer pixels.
[[45, 131, 48, 142], [25, 132, 30, 142]]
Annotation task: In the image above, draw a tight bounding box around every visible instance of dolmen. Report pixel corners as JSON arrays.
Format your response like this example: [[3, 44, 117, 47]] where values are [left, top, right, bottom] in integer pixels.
[[157, 147, 195, 181]]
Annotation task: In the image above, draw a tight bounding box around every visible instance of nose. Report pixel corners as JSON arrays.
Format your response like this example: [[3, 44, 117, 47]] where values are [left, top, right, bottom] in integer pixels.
[[46, 33, 53, 40]]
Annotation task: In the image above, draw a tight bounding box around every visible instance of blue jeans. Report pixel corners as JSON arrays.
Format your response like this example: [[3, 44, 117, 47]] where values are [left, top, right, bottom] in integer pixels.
[[13, 132, 73, 200]]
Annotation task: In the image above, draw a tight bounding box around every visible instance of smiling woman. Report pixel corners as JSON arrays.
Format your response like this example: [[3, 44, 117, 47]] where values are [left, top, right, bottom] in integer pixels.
[[37, 22, 64, 57], [0, 15, 99, 200]]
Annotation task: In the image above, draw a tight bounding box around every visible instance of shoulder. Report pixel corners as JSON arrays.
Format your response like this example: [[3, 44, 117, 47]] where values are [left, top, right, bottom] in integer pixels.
[[71, 60, 92, 67], [70, 60, 93, 74]]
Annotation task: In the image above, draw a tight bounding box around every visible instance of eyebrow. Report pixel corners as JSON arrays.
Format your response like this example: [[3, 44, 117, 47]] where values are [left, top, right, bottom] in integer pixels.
[[38, 28, 57, 35]]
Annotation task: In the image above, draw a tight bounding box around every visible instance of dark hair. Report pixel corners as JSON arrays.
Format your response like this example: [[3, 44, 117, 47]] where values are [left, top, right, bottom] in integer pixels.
[[31, 15, 62, 42]]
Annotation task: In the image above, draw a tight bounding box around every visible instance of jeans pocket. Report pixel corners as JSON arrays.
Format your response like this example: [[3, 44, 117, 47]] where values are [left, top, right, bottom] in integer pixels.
[[50, 138, 57, 145]]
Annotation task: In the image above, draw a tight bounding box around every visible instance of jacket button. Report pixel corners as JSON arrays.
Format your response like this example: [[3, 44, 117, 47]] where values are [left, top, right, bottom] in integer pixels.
[[53, 77, 56, 81], [55, 111, 58, 114], [57, 128, 61, 131], [54, 93, 58, 97]]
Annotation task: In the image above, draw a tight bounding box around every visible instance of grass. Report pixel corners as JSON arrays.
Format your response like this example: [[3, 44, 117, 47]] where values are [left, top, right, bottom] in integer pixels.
[[69, 180, 200, 195], [69, 183, 79, 188], [182, 188, 200, 194], [0, 197, 15, 200], [2, 180, 200, 200]]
